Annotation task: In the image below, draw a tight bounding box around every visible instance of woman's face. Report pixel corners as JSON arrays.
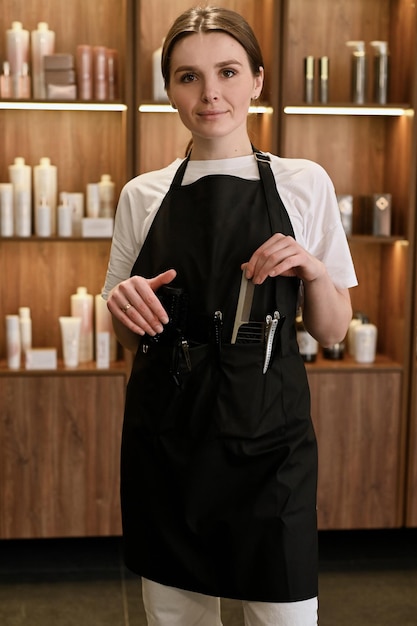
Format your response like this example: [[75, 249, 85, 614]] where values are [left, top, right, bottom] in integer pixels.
[[167, 32, 263, 152]]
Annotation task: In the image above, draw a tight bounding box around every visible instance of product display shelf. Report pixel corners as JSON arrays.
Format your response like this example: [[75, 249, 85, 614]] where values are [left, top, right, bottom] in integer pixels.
[[0, 0, 134, 538], [278, 0, 416, 529], [0, 361, 126, 376]]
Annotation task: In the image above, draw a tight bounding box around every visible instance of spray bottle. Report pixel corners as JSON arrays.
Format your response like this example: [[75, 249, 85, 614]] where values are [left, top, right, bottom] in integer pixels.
[[346, 41, 366, 104], [370, 41, 389, 104]]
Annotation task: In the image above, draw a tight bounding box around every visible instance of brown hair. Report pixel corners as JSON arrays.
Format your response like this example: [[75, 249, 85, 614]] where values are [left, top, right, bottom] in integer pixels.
[[161, 5, 264, 88]]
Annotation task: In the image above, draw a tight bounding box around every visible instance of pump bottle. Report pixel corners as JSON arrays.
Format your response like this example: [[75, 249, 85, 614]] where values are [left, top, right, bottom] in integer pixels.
[[98, 174, 115, 218], [6, 21, 29, 98], [296, 307, 318, 362], [370, 41, 389, 104], [31, 22, 55, 99], [70, 286, 94, 362], [18, 306, 32, 358], [9, 157, 32, 236], [346, 41, 366, 104], [6, 315, 21, 369], [34, 157, 58, 234]]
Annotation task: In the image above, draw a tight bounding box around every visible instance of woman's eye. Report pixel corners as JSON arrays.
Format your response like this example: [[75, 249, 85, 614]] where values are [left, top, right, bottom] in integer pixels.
[[222, 69, 236, 78], [181, 73, 196, 83]]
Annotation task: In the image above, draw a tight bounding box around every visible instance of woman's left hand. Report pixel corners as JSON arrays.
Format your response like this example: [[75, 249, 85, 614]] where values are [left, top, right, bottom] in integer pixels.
[[242, 233, 325, 285]]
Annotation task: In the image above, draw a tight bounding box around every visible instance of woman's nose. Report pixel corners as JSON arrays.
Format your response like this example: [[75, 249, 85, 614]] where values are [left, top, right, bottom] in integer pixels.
[[201, 79, 219, 103]]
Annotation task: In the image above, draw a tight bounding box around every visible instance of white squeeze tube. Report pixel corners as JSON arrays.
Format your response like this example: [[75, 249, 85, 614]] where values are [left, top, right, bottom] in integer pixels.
[[18, 306, 32, 359], [59, 316, 82, 368], [0, 183, 14, 236], [70, 287, 94, 362], [6, 315, 21, 369]]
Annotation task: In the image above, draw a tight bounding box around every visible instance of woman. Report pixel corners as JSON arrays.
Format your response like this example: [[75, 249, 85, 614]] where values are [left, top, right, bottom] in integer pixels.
[[103, 6, 357, 625]]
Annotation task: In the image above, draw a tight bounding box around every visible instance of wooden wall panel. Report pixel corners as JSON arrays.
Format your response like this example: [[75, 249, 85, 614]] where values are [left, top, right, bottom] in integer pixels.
[[0, 374, 124, 538]]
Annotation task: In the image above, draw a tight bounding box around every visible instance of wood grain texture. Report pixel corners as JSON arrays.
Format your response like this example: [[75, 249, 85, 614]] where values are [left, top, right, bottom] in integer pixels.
[[0, 374, 124, 538], [309, 370, 403, 529], [0, 239, 113, 359]]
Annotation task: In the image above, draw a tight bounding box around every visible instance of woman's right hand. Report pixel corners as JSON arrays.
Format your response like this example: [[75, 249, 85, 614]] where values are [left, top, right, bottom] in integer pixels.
[[107, 269, 177, 337]]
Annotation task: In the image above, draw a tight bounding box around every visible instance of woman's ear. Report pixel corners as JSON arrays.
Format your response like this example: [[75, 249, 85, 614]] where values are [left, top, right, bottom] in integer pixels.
[[253, 66, 264, 99]]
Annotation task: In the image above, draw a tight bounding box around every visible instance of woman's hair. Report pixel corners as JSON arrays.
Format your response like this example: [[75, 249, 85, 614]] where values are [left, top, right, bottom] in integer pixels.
[[161, 5, 264, 88]]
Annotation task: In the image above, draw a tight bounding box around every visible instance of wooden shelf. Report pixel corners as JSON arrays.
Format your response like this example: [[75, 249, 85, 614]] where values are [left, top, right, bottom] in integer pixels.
[[305, 353, 402, 372], [0, 360, 127, 377]]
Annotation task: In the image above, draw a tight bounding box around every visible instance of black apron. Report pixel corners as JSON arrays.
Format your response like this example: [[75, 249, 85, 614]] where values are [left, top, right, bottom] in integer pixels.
[[121, 152, 318, 602]]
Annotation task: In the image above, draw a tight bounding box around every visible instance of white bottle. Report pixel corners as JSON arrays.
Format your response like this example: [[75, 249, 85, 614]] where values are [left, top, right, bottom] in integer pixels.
[[70, 286, 94, 362], [6, 21, 29, 98], [6, 314, 21, 369], [0, 61, 12, 98], [95, 293, 117, 361], [98, 174, 115, 218], [0, 183, 14, 236], [354, 321, 378, 364], [34, 157, 58, 235], [57, 196, 73, 237], [86, 183, 100, 217], [31, 22, 55, 100], [152, 41, 169, 102], [347, 318, 362, 356], [8, 157, 32, 237], [18, 306, 32, 357], [35, 197, 52, 236]]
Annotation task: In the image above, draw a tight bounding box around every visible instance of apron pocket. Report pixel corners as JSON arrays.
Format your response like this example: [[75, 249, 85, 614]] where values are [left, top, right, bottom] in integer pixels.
[[215, 343, 285, 439]]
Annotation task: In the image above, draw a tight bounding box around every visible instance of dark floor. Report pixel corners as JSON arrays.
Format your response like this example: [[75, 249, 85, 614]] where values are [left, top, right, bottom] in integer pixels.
[[1, 528, 417, 625]]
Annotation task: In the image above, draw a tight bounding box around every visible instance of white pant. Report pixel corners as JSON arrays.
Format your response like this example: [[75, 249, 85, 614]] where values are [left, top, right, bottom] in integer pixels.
[[141, 578, 318, 626]]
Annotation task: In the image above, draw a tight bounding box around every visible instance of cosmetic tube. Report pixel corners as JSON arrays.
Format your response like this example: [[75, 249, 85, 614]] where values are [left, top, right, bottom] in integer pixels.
[[86, 183, 100, 217], [71, 286, 93, 362], [304, 56, 314, 103], [346, 41, 366, 104], [9, 157, 32, 236], [354, 321, 377, 364], [319, 56, 329, 103], [31, 22, 55, 99], [98, 174, 115, 218], [95, 293, 117, 361], [370, 41, 389, 104], [59, 316, 82, 368], [0, 183, 14, 236], [76, 45, 93, 100], [34, 157, 58, 234], [6, 21, 29, 98], [18, 306, 32, 357], [0, 61, 12, 98], [6, 315, 21, 369], [93, 46, 108, 100]]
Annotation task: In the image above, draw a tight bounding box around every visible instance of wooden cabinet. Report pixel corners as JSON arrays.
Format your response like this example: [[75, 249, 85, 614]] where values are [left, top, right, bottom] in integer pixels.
[[0, 372, 124, 538], [308, 363, 403, 529], [279, 0, 416, 528], [0, 0, 133, 537], [1, 0, 417, 537]]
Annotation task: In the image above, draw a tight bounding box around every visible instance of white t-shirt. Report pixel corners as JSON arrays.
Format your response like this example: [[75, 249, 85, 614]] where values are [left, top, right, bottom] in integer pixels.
[[102, 153, 357, 299]]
